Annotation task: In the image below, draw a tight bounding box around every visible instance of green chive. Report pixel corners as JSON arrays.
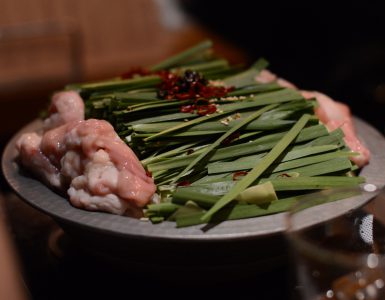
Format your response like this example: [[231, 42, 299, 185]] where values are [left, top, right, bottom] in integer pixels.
[[261, 176, 365, 191], [171, 103, 278, 183], [201, 114, 311, 222], [176, 187, 361, 227], [150, 40, 213, 71]]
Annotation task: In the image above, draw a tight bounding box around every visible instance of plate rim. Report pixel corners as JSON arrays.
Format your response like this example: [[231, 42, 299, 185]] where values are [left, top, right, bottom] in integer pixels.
[[3, 117, 385, 241]]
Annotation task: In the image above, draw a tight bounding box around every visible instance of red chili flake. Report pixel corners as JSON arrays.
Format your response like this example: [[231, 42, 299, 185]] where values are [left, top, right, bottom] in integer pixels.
[[176, 92, 193, 100], [191, 98, 216, 115], [232, 171, 248, 181], [278, 173, 291, 178], [145, 170, 153, 178], [119, 67, 234, 113], [206, 104, 217, 114], [226, 86, 235, 93], [196, 105, 207, 115], [221, 132, 241, 145], [157, 69, 234, 102], [180, 105, 196, 113], [158, 70, 176, 81], [196, 106, 207, 115], [197, 104, 217, 116], [176, 181, 191, 187]]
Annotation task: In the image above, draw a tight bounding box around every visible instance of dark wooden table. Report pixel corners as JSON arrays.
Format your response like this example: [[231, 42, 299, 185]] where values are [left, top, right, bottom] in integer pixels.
[[1, 192, 297, 300], [3, 188, 385, 300]]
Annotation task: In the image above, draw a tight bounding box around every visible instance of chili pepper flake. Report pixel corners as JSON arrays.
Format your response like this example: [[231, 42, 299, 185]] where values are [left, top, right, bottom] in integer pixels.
[[278, 173, 291, 178], [157, 70, 233, 102], [180, 105, 196, 113], [119, 68, 233, 115], [232, 171, 248, 181], [222, 132, 241, 145]]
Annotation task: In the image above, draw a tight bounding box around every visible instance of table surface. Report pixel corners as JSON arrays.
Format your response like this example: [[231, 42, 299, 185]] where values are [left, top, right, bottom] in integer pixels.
[[1, 192, 297, 300], [2, 190, 385, 300]]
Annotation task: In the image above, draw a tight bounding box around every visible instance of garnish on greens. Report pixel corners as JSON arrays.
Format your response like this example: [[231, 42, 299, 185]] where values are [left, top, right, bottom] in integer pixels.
[[70, 40, 365, 227]]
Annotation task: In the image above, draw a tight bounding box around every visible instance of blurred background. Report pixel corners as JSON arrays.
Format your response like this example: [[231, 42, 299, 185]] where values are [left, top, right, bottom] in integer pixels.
[[180, 0, 385, 131], [1, 1, 385, 299], [0, 0, 246, 149], [1, 0, 385, 148]]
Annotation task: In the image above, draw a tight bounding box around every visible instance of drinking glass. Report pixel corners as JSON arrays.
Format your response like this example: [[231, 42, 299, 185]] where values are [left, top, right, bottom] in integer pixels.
[[286, 186, 385, 300]]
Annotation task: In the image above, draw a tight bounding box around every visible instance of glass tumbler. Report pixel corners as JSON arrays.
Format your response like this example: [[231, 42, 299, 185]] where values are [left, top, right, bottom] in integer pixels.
[[286, 187, 385, 300]]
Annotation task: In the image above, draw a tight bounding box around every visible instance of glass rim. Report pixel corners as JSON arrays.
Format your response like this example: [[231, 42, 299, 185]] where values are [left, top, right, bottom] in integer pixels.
[[285, 186, 384, 270]]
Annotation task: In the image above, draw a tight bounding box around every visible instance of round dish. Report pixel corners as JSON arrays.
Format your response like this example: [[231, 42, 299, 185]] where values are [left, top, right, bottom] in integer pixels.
[[3, 118, 385, 241], [3, 118, 385, 275]]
